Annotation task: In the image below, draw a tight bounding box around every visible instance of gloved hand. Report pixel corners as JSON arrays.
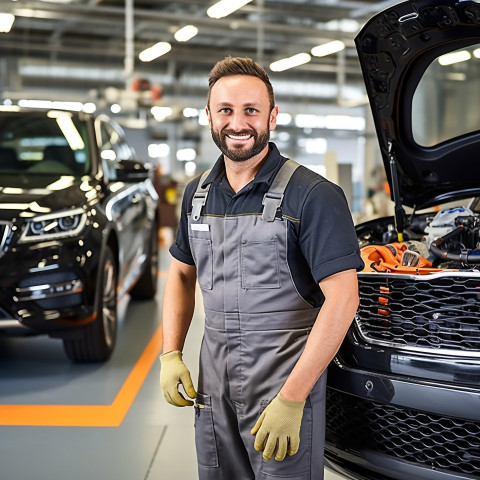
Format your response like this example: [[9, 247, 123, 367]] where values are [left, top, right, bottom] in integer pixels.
[[159, 350, 197, 407], [251, 393, 305, 461]]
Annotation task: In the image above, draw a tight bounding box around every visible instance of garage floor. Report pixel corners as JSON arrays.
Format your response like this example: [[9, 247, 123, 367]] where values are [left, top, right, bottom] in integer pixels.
[[0, 239, 346, 480]]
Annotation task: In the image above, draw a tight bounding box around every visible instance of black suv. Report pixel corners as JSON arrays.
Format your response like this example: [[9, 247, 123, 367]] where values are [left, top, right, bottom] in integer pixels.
[[325, 1, 480, 479], [0, 107, 159, 362]]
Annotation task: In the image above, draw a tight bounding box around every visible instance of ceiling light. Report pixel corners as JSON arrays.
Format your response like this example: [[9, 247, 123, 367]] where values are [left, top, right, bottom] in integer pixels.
[[324, 115, 365, 131], [438, 50, 471, 66], [270, 53, 311, 72], [174, 25, 198, 42], [324, 19, 359, 33], [0, 13, 15, 33], [139, 42, 172, 62], [151, 106, 172, 121], [473, 48, 480, 58], [183, 107, 199, 118], [148, 143, 170, 158], [177, 148, 196, 161], [311, 40, 345, 57], [18, 99, 84, 111], [110, 104, 121, 114], [276, 113, 292, 125], [207, 0, 253, 19]]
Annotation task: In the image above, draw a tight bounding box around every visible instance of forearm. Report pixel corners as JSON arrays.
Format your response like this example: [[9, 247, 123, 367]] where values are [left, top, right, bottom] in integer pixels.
[[280, 269, 359, 402], [162, 258, 197, 353]]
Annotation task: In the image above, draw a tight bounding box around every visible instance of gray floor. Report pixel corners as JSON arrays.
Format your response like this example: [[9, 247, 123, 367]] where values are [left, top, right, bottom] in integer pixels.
[[0, 241, 346, 480]]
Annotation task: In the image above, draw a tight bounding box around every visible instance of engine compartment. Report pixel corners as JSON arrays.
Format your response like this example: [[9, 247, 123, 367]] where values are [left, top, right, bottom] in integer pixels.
[[358, 205, 480, 274]]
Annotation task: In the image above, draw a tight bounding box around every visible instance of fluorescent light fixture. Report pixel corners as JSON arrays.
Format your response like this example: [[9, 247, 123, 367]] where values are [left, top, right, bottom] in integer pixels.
[[276, 113, 292, 125], [324, 19, 359, 33], [177, 148, 196, 161], [183, 107, 199, 118], [139, 42, 171, 62], [0, 13, 15, 33], [473, 48, 480, 58], [207, 0, 253, 19], [148, 143, 170, 158], [294, 114, 365, 131], [311, 40, 345, 57], [270, 53, 311, 72], [295, 114, 322, 129], [438, 50, 471, 66], [151, 106, 172, 121], [324, 115, 365, 131], [174, 25, 198, 42], [18, 99, 84, 111]]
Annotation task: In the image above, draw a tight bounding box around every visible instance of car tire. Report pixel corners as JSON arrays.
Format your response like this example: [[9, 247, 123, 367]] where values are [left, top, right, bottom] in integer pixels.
[[63, 246, 118, 362], [129, 219, 159, 301]]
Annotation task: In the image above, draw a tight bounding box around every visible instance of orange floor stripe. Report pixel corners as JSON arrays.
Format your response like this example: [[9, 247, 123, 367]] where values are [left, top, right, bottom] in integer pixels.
[[0, 325, 163, 427]]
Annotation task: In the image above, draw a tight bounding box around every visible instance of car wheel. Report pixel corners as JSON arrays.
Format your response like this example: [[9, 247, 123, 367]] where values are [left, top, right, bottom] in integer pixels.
[[63, 246, 118, 362], [129, 219, 159, 300]]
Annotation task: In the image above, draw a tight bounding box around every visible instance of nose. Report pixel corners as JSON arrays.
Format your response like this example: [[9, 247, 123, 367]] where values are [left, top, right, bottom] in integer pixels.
[[229, 112, 249, 132]]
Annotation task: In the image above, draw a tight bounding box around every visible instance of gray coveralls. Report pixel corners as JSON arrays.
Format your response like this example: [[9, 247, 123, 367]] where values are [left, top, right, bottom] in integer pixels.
[[188, 160, 326, 480]]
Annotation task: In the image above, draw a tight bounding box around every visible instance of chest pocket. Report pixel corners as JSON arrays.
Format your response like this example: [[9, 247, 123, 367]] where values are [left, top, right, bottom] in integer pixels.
[[241, 233, 281, 289], [189, 228, 213, 290]]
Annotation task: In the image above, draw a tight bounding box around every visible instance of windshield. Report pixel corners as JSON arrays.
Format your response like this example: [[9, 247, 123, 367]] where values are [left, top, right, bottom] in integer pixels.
[[412, 43, 480, 147], [0, 110, 90, 176]]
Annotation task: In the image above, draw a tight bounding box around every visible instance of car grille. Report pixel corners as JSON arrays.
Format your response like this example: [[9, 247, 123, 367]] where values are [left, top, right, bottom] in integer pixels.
[[326, 388, 480, 476], [356, 273, 480, 355]]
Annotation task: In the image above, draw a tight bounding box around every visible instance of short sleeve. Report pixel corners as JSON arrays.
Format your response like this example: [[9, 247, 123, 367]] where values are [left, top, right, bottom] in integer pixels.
[[168, 179, 198, 266], [298, 181, 364, 283]]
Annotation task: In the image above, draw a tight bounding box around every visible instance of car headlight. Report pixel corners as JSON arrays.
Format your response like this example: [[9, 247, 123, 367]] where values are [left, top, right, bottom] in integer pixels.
[[20, 208, 87, 243]]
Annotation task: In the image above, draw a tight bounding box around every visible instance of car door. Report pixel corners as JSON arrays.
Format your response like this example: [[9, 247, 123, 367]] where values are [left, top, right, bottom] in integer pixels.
[[97, 118, 149, 294]]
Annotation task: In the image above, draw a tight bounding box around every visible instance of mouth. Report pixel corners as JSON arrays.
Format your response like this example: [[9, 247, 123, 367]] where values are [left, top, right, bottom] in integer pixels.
[[225, 132, 254, 142]]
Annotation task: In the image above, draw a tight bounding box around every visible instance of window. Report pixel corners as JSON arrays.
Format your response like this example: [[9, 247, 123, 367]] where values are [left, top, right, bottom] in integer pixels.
[[412, 43, 480, 147]]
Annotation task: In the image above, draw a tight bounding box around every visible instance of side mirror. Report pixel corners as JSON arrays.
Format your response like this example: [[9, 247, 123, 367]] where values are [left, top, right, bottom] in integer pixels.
[[115, 159, 152, 182]]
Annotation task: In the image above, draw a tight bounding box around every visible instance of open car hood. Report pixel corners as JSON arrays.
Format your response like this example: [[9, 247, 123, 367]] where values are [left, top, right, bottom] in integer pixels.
[[356, 0, 480, 209]]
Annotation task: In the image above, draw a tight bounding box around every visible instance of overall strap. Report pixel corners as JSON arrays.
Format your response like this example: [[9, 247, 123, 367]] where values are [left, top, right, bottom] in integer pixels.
[[262, 159, 299, 222], [191, 169, 212, 221]]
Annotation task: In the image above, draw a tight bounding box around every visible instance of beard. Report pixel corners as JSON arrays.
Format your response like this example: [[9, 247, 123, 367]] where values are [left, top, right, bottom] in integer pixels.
[[210, 125, 270, 162]]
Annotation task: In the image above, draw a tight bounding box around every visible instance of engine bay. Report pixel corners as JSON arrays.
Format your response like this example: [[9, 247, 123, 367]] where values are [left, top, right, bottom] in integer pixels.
[[358, 205, 480, 274]]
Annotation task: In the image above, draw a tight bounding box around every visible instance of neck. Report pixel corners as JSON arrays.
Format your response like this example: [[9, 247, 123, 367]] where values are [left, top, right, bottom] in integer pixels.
[[224, 146, 270, 193]]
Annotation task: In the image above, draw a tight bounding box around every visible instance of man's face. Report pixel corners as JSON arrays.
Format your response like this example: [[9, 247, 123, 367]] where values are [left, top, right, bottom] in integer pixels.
[[207, 75, 278, 162]]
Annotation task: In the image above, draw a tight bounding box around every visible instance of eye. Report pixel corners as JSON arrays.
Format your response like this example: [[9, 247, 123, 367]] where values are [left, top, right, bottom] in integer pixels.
[[220, 108, 231, 114], [246, 107, 258, 114]]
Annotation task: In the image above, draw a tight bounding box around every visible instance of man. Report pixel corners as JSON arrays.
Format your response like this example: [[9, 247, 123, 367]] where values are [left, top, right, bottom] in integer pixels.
[[160, 56, 363, 479]]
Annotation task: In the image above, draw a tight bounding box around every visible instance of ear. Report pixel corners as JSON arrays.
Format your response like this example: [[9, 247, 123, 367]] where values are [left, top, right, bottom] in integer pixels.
[[269, 106, 279, 131], [206, 107, 212, 127]]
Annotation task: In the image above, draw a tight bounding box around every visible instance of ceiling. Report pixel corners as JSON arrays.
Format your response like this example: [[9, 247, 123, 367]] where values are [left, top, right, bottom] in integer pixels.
[[0, 0, 399, 114]]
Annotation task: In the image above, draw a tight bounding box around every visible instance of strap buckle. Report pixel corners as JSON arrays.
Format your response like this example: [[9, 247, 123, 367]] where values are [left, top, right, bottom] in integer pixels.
[[192, 191, 208, 221], [262, 192, 284, 222]]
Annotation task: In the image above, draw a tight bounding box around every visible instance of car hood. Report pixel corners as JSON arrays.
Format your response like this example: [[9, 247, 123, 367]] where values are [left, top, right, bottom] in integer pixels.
[[0, 174, 98, 219], [355, 0, 480, 209]]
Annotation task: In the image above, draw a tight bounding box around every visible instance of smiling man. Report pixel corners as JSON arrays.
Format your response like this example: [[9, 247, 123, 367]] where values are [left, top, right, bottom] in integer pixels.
[[160, 56, 364, 480]]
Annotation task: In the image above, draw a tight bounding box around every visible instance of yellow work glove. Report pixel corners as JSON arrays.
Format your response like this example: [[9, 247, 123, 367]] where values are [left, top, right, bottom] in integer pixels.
[[159, 350, 197, 407], [251, 393, 305, 461]]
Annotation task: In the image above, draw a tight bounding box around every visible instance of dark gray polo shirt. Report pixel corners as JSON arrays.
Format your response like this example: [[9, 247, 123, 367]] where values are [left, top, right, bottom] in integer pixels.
[[170, 142, 363, 308]]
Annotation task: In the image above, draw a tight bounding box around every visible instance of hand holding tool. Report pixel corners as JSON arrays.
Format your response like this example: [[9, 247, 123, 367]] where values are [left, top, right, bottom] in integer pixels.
[[159, 350, 197, 407]]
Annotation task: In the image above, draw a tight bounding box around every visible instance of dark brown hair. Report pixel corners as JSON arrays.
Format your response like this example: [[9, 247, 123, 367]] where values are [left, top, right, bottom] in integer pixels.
[[207, 56, 275, 111]]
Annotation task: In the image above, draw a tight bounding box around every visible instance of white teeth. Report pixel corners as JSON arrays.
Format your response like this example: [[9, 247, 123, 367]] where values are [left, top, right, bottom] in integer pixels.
[[227, 134, 251, 140]]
